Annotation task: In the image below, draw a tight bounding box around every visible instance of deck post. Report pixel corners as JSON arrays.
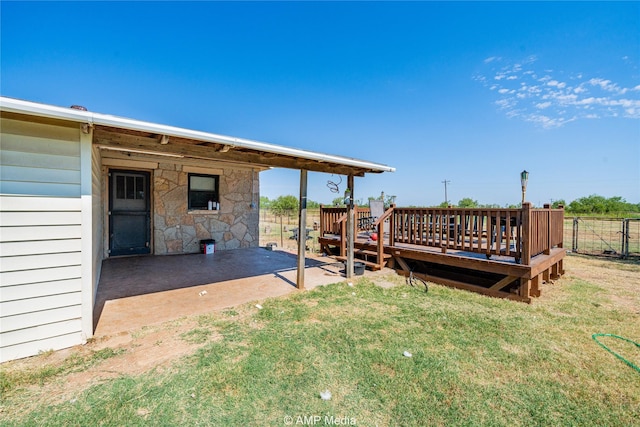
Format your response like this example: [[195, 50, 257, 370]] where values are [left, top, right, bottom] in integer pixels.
[[296, 169, 308, 289], [520, 278, 531, 299], [345, 174, 355, 278], [388, 204, 396, 247], [544, 203, 551, 255], [522, 202, 532, 265], [531, 275, 541, 297]]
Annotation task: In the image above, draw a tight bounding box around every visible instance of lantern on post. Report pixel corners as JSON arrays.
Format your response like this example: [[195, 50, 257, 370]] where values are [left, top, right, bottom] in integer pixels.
[[343, 188, 351, 206], [520, 170, 529, 205]]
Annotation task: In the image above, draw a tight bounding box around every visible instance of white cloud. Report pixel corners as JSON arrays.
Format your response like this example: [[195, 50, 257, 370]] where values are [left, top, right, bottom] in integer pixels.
[[625, 108, 640, 118], [554, 94, 578, 104], [547, 80, 566, 89], [576, 97, 599, 105], [588, 78, 622, 93], [476, 55, 640, 128]]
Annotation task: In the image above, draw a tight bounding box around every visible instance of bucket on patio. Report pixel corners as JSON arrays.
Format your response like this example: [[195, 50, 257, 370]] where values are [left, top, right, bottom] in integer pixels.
[[354, 261, 365, 276], [200, 239, 215, 254]]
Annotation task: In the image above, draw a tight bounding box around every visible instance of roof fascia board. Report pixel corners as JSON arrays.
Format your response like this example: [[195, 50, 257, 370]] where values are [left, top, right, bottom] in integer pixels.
[[0, 96, 395, 173]]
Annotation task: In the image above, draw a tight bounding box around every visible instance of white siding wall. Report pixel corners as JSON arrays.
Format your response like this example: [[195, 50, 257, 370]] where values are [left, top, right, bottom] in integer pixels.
[[1, 118, 81, 197], [0, 118, 86, 362], [91, 144, 103, 301]]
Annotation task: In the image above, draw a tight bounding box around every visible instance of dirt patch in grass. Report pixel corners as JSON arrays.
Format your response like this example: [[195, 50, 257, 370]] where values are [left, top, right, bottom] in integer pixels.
[[0, 317, 214, 417], [557, 254, 640, 314]]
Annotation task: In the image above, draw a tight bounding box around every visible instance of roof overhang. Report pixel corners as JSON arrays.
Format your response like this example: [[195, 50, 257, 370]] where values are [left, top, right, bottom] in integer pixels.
[[0, 96, 395, 177]]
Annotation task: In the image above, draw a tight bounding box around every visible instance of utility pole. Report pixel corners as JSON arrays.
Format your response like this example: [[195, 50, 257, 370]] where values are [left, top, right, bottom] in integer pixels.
[[441, 180, 451, 205]]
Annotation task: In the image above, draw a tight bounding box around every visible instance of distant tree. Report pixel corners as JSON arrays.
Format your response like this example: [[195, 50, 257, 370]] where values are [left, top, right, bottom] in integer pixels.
[[307, 199, 320, 209], [270, 195, 299, 243], [551, 199, 566, 209], [332, 196, 345, 206], [458, 198, 479, 208], [437, 201, 450, 208], [260, 196, 272, 209], [271, 195, 298, 218], [567, 194, 638, 215], [479, 203, 501, 209], [605, 196, 633, 213]]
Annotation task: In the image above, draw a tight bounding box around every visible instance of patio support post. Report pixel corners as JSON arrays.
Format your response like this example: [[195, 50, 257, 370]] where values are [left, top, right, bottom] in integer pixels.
[[296, 169, 308, 289], [346, 175, 355, 278]]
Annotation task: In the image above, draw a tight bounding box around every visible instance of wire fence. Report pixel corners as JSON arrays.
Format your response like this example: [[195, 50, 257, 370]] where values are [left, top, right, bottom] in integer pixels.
[[569, 217, 640, 259]]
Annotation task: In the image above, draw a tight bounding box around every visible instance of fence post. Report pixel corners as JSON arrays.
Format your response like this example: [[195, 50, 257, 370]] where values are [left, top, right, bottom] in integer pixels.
[[522, 202, 532, 265], [572, 217, 578, 253], [623, 218, 630, 259], [558, 205, 564, 248]]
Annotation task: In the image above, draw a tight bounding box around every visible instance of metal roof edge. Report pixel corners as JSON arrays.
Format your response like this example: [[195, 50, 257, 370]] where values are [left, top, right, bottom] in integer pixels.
[[0, 96, 396, 173]]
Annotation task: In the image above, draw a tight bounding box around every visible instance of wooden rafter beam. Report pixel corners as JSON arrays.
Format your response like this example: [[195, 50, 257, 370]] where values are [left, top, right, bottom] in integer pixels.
[[93, 127, 369, 176]]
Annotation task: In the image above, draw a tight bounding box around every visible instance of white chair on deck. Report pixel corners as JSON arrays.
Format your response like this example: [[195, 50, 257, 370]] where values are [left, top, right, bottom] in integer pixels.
[[358, 200, 385, 234]]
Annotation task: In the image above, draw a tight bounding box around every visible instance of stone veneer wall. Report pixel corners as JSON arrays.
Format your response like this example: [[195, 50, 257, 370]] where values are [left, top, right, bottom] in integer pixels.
[[153, 162, 259, 254]]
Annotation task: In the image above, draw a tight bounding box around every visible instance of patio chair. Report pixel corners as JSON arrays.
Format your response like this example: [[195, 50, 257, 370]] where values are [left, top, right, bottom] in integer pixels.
[[358, 199, 385, 232]]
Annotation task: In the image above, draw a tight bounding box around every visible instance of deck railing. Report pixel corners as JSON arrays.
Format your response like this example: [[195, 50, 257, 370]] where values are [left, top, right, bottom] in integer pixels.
[[320, 203, 564, 265], [319, 205, 377, 257], [530, 204, 565, 258], [393, 207, 525, 260]]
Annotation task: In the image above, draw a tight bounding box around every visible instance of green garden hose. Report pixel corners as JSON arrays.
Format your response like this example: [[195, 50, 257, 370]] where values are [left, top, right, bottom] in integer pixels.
[[592, 333, 640, 373]]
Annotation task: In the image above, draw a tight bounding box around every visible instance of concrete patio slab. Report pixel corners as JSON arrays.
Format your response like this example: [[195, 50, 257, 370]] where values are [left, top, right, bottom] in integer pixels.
[[93, 247, 375, 336]]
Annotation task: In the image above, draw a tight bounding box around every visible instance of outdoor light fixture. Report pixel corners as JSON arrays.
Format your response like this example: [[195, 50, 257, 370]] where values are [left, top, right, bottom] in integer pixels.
[[344, 188, 351, 205], [520, 170, 529, 205]]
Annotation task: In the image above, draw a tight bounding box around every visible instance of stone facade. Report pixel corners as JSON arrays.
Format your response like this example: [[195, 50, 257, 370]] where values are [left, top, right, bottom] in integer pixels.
[[153, 162, 259, 254]]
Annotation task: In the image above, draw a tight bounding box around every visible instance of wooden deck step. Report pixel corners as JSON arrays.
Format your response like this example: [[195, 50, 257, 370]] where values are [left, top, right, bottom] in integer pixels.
[[354, 249, 392, 259], [334, 256, 382, 271]]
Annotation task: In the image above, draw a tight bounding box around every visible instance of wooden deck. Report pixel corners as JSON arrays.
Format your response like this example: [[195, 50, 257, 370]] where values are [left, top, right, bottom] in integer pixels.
[[318, 203, 566, 303]]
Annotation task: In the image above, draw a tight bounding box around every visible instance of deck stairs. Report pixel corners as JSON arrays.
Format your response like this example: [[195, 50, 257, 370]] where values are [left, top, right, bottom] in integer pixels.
[[330, 240, 392, 271]]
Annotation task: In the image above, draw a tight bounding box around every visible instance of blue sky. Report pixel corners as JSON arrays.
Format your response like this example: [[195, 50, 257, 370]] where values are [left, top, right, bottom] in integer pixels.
[[2, 1, 638, 207]]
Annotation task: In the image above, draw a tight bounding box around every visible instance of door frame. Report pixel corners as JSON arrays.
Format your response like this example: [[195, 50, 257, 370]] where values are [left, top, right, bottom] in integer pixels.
[[108, 168, 152, 256]]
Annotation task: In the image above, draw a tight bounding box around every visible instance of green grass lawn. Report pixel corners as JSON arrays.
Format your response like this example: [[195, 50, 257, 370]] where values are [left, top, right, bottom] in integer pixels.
[[1, 256, 639, 426]]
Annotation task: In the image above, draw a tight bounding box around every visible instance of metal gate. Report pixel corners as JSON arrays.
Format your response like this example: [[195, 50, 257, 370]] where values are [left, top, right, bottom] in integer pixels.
[[571, 217, 640, 259]]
